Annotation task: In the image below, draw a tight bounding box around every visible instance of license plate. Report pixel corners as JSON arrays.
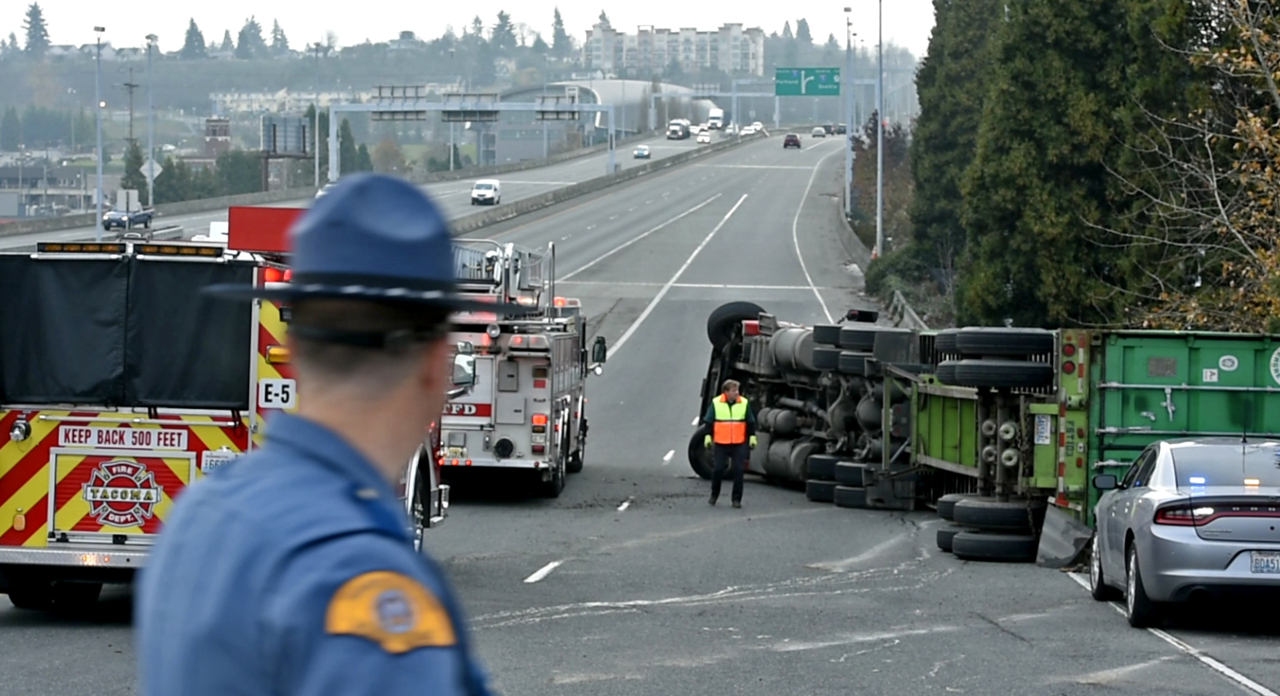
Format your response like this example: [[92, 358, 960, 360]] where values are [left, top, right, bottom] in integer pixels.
[[1250, 551, 1280, 574], [446, 448, 465, 460]]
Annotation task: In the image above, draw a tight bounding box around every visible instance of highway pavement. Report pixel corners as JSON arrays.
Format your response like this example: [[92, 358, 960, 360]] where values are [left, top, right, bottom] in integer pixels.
[[3, 134, 1280, 696], [0, 133, 702, 251]]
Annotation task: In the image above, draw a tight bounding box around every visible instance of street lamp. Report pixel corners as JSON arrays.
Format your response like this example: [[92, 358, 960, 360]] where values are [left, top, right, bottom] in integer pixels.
[[146, 33, 156, 207], [843, 8, 853, 220], [875, 0, 885, 259], [94, 26, 105, 242]]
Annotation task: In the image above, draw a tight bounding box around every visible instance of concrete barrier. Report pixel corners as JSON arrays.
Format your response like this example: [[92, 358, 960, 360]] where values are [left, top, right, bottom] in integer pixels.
[[452, 132, 764, 237], [0, 132, 657, 239]]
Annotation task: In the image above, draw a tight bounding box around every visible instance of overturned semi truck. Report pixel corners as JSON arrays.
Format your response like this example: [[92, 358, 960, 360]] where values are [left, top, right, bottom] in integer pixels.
[[690, 302, 1280, 564]]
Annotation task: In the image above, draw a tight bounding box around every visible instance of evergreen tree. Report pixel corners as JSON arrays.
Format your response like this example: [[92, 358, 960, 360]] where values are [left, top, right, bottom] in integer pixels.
[[121, 140, 148, 203], [532, 34, 549, 54], [474, 39, 497, 87], [23, 3, 50, 58], [338, 118, 358, 175], [220, 30, 234, 52], [906, 0, 1003, 294], [957, 0, 1132, 327], [471, 16, 484, 40], [236, 17, 267, 59], [270, 20, 289, 55], [491, 11, 516, 51], [216, 150, 263, 194], [552, 8, 571, 59], [795, 19, 813, 46], [0, 107, 19, 150], [355, 143, 373, 172], [598, 10, 610, 27], [181, 19, 207, 59]]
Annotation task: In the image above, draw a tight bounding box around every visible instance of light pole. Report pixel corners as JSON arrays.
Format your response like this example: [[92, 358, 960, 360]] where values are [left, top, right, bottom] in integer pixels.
[[146, 33, 156, 207], [875, 0, 885, 259], [94, 26, 105, 242], [542, 52, 549, 158], [844, 8, 853, 220], [313, 43, 322, 187]]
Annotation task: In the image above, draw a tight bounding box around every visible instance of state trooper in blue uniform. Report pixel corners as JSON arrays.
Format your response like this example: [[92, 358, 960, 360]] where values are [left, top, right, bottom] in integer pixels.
[[135, 173, 532, 695]]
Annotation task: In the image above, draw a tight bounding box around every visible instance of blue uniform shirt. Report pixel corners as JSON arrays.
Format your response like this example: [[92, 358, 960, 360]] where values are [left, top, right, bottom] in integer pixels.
[[136, 413, 493, 696]]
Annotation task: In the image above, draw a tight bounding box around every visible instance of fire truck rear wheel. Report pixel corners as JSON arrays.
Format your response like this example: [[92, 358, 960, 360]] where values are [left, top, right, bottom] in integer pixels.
[[543, 457, 566, 498], [706, 301, 766, 351], [7, 581, 54, 610]]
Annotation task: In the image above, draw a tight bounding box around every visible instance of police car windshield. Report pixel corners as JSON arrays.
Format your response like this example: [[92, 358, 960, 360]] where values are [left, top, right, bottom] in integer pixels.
[[1170, 443, 1280, 487]]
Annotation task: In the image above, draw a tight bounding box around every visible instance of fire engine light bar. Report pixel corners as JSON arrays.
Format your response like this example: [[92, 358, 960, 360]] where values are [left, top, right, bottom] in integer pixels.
[[137, 244, 223, 257], [37, 242, 125, 253], [266, 346, 291, 364], [506, 334, 550, 350]]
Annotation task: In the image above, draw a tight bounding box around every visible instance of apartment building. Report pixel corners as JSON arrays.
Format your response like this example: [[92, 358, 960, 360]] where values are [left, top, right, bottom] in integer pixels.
[[584, 22, 765, 77]]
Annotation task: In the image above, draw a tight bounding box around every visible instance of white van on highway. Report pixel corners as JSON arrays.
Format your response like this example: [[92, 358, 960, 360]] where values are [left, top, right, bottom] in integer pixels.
[[471, 179, 501, 206]]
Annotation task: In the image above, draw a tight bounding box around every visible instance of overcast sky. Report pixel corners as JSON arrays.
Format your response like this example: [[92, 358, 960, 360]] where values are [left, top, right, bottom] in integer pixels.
[[11, 1, 936, 58]]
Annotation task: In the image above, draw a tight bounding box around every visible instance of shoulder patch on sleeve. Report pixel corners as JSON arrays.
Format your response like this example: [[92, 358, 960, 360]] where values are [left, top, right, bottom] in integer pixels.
[[325, 571, 457, 653]]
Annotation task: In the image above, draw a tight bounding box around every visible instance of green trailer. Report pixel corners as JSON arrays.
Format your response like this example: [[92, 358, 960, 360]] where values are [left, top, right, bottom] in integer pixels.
[[886, 328, 1280, 563]]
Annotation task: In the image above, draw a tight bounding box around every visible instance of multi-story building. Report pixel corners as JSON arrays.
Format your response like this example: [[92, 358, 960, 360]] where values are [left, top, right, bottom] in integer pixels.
[[585, 23, 765, 77]]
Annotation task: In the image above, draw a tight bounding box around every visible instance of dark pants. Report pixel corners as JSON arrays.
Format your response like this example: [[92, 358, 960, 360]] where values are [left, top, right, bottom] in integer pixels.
[[711, 442, 749, 503]]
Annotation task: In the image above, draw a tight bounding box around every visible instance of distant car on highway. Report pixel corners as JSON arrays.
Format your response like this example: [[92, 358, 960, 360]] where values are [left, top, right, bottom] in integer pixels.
[[102, 207, 152, 230], [1089, 438, 1280, 627], [633, 145, 651, 159], [811, 127, 826, 138], [783, 134, 801, 149], [471, 179, 501, 206], [696, 131, 711, 144]]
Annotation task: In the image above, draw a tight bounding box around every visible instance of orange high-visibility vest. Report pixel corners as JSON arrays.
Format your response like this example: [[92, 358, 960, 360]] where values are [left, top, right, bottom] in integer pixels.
[[712, 394, 750, 445]]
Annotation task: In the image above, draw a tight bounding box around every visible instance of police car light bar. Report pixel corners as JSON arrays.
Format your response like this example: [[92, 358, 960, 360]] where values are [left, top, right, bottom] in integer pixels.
[[37, 242, 126, 254]]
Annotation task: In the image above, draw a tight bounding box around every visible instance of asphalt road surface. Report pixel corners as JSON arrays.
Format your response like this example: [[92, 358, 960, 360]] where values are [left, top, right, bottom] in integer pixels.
[[3, 134, 1279, 696], [0, 133, 703, 251]]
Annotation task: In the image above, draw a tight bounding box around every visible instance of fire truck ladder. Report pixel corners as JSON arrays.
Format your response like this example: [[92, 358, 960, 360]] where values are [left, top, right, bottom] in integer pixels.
[[454, 239, 556, 314]]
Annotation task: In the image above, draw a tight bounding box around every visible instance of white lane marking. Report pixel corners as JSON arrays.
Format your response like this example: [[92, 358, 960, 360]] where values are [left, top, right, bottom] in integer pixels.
[[494, 180, 575, 185], [561, 235, 570, 241], [1066, 573, 1279, 696], [560, 195, 722, 281], [609, 215, 619, 220], [792, 146, 844, 324], [607, 194, 748, 360], [617, 498, 633, 512], [663, 449, 675, 465], [771, 626, 960, 652], [628, 206, 637, 212], [523, 560, 565, 584], [586, 224, 596, 230]]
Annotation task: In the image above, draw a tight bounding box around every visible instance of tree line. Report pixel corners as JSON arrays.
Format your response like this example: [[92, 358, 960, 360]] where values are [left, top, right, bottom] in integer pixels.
[[869, 0, 1280, 332]]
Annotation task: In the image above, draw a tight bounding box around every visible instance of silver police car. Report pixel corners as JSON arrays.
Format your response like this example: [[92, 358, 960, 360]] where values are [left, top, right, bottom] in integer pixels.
[[1089, 438, 1280, 627]]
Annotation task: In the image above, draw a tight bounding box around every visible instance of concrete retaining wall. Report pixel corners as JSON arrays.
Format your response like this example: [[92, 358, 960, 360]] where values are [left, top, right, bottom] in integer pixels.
[[0, 132, 656, 239]]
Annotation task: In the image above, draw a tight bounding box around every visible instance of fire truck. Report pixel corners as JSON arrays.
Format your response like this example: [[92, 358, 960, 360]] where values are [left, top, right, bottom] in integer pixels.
[[439, 239, 609, 497], [0, 208, 459, 610]]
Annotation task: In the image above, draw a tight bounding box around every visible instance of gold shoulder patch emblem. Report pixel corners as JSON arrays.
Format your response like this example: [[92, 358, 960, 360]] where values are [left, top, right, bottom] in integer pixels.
[[325, 571, 458, 653]]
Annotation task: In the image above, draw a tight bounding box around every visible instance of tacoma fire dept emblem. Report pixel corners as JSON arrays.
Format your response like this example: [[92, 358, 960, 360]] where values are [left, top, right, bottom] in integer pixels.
[[82, 460, 163, 528]]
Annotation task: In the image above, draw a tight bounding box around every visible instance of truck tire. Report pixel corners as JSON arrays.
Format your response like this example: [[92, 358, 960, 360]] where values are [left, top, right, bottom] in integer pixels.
[[937, 525, 963, 553], [935, 361, 960, 386], [955, 328, 1054, 357], [805, 479, 837, 502], [838, 351, 871, 375], [813, 325, 842, 347], [806, 454, 840, 481], [936, 493, 975, 521], [951, 530, 1038, 563], [566, 421, 584, 473], [838, 326, 878, 351], [706, 302, 765, 351], [813, 347, 841, 371], [951, 497, 1047, 532], [688, 426, 714, 480], [542, 456, 566, 498], [835, 462, 871, 486], [7, 581, 53, 610], [952, 360, 1053, 389], [833, 485, 868, 509], [935, 329, 960, 355], [53, 581, 102, 610]]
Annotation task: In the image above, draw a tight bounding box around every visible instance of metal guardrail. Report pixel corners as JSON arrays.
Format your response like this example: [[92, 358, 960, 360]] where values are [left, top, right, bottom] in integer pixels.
[[887, 290, 929, 330]]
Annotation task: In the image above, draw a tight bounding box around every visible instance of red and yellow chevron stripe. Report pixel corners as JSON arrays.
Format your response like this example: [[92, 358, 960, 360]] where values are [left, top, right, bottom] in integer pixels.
[[253, 299, 297, 449], [0, 410, 249, 547]]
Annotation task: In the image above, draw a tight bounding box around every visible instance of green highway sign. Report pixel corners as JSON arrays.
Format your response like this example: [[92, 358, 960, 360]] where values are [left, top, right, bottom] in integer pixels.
[[775, 68, 840, 96]]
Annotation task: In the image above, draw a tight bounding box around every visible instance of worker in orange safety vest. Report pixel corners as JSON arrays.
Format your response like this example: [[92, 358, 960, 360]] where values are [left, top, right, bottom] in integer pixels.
[[702, 379, 757, 508]]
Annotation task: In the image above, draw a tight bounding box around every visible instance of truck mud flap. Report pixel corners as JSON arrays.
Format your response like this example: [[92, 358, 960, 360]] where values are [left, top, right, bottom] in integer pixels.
[[1035, 505, 1093, 569]]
